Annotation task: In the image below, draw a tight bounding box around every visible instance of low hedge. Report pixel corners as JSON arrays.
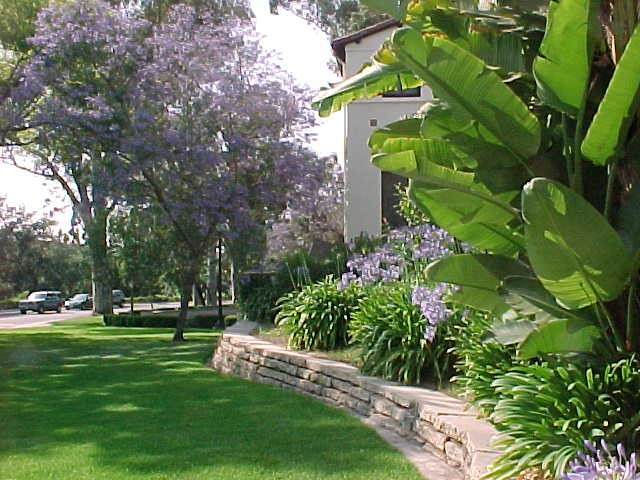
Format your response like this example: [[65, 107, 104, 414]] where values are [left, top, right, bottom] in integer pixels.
[[103, 313, 221, 329]]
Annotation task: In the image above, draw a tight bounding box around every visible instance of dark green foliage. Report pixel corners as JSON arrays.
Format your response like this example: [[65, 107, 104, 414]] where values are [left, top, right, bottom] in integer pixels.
[[275, 277, 363, 351], [103, 313, 219, 329], [238, 283, 282, 324], [394, 184, 429, 227], [349, 284, 455, 385], [451, 314, 524, 415], [238, 248, 346, 323], [487, 357, 640, 480]]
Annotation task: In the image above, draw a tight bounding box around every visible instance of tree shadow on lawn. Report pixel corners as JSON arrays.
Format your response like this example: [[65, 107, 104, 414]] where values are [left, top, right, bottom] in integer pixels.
[[0, 332, 422, 479]]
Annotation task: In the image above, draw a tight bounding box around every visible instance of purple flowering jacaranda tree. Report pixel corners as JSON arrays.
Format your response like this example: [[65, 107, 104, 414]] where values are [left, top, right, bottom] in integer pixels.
[[1, 0, 150, 314], [123, 5, 323, 340]]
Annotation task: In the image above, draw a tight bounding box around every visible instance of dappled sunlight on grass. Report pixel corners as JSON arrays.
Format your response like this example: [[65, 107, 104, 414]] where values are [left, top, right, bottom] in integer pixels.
[[0, 319, 423, 480]]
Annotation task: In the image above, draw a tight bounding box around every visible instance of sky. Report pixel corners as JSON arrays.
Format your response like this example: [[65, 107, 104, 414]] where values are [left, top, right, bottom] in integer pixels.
[[0, 0, 343, 228]]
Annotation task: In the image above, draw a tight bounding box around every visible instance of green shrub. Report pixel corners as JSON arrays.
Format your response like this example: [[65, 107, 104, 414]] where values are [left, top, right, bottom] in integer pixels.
[[0, 291, 29, 310], [349, 284, 456, 386], [103, 313, 220, 329], [451, 314, 524, 416], [238, 247, 347, 323], [487, 357, 640, 480], [275, 277, 362, 351], [238, 281, 282, 324]]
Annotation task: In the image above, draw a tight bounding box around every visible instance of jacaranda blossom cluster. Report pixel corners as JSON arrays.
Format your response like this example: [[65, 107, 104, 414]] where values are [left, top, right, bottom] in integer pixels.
[[338, 224, 457, 341], [562, 440, 639, 480]]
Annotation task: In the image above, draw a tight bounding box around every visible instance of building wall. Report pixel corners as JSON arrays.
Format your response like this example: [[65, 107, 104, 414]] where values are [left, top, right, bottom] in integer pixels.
[[342, 28, 433, 241]]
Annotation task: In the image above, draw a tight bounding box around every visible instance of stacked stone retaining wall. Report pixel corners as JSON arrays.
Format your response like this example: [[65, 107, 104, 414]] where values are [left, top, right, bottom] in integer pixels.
[[210, 327, 500, 480]]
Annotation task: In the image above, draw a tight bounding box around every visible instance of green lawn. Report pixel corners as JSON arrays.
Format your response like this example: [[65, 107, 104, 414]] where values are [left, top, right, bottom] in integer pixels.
[[0, 317, 423, 480]]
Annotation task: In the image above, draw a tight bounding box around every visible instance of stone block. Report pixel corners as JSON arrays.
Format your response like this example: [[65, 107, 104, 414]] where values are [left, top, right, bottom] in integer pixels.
[[331, 378, 370, 402], [323, 387, 347, 404], [467, 451, 500, 480], [381, 385, 415, 408], [445, 440, 464, 467], [414, 420, 447, 451], [355, 375, 388, 395], [263, 357, 299, 376], [309, 372, 332, 387], [320, 363, 359, 381], [297, 367, 314, 380], [256, 367, 296, 386]]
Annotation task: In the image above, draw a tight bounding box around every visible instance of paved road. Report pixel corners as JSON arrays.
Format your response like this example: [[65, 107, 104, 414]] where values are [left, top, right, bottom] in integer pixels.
[[0, 302, 183, 329], [0, 308, 93, 329]]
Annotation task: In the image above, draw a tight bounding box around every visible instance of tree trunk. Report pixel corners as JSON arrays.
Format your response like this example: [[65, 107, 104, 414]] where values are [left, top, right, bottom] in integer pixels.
[[85, 206, 113, 315], [173, 286, 189, 342], [173, 263, 198, 342]]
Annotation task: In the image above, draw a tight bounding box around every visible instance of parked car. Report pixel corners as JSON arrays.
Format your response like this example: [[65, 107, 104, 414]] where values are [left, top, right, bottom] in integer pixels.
[[65, 293, 93, 310], [18, 291, 64, 314], [112, 289, 125, 308]]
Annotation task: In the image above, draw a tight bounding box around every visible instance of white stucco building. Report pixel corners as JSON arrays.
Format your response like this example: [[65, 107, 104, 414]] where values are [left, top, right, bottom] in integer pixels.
[[331, 20, 433, 241]]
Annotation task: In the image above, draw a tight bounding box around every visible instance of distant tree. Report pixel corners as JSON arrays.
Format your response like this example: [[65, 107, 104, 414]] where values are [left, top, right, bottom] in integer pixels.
[[268, 0, 387, 37], [0, 196, 91, 297], [109, 205, 170, 309], [0, 0, 49, 53]]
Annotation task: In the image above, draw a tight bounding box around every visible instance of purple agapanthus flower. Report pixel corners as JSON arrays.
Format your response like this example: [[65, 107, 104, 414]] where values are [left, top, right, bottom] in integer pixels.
[[562, 440, 639, 480], [338, 224, 455, 290], [411, 284, 452, 342]]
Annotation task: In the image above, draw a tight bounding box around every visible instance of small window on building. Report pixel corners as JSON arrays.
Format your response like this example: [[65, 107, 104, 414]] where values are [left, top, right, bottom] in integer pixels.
[[369, 119, 378, 127], [382, 86, 421, 98]]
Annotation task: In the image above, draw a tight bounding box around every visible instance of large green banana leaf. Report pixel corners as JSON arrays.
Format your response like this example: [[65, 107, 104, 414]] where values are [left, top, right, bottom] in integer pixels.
[[371, 143, 525, 255], [501, 276, 593, 323], [418, 101, 532, 192], [581, 24, 640, 165], [522, 178, 632, 309], [426, 253, 529, 312], [369, 116, 475, 170], [517, 318, 601, 359], [410, 179, 524, 255], [533, 0, 598, 116], [312, 55, 422, 117], [390, 27, 540, 160]]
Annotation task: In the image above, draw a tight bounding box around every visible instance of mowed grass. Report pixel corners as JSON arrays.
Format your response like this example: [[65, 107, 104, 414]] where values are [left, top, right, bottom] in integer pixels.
[[0, 317, 423, 480]]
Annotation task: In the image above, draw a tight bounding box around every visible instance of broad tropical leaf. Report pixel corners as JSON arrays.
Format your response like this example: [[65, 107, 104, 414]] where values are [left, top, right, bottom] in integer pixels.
[[533, 0, 598, 116], [501, 276, 592, 323], [369, 118, 422, 151], [489, 316, 537, 345], [411, 181, 524, 255], [522, 178, 632, 309], [582, 24, 640, 165], [426, 253, 530, 287], [426, 253, 529, 312], [517, 318, 601, 359], [418, 101, 532, 192], [390, 27, 541, 160], [312, 57, 422, 117]]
